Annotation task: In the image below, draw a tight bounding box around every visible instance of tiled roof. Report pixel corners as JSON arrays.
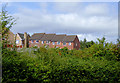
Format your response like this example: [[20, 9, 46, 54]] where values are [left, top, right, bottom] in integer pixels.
[[28, 34, 30, 37], [51, 35, 66, 42], [63, 35, 77, 42], [30, 33, 45, 40], [41, 34, 56, 41], [18, 33, 24, 40], [30, 33, 77, 42]]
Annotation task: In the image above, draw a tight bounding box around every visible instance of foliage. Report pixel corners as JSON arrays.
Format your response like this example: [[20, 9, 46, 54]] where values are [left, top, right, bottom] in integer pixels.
[[80, 38, 95, 50], [2, 3, 120, 83], [0, 4, 16, 49], [2, 38, 120, 82]]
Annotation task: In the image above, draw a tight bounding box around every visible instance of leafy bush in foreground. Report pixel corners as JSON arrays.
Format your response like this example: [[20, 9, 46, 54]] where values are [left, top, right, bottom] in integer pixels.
[[2, 44, 120, 82], [2, 38, 120, 82]]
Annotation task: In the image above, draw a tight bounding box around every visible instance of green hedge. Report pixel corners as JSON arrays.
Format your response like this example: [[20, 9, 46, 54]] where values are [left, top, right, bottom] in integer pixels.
[[2, 42, 120, 82]]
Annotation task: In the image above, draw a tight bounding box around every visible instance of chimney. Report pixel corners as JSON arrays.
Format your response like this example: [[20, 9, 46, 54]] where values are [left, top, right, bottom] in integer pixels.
[[24, 32, 27, 48]]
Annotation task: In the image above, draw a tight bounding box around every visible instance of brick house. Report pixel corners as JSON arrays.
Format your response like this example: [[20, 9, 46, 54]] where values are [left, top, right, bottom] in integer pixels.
[[29, 33, 80, 50], [2, 31, 30, 48], [1, 30, 15, 43], [29, 33, 45, 47], [7, 30, 15, 44], [1, 30, 15, 47], [15, 32, 30, 48]]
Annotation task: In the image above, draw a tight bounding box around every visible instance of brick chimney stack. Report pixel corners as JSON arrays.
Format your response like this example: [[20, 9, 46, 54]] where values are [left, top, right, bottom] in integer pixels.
[[24, 32, 27, 48]]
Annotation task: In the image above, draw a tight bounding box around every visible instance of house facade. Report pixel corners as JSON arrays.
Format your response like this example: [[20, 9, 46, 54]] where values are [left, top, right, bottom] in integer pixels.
[[15, 32, 30, 48], [2, 30, 15, 47], [7, 30, 15, 44], [29, 33, 80, 50], [4, 31, 80, 49]]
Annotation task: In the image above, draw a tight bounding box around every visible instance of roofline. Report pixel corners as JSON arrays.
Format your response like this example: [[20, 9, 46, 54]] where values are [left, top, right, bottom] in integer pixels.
[[73, 35, 79, 42], [29, 33, 78, 42], [17, 33, 24, 40], [17, 33, 22, 40]]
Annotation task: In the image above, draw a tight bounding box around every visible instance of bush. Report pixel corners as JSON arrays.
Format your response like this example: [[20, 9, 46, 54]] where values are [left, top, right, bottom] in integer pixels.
[[2, 40, 120, 82]]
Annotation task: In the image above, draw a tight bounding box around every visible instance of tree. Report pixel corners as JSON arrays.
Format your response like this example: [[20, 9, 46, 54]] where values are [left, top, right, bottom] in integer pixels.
[[0, 4, 16, 48], [97, 37, 106, 45], [80, 38, 95, 50]]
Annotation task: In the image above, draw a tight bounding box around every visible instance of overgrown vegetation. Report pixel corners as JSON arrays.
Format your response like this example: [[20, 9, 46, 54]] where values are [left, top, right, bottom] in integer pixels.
[[80, 38, 95, 50], [2, 38, 120, 82], [1, 3, 120, 83], [1, 4, 16, 49]]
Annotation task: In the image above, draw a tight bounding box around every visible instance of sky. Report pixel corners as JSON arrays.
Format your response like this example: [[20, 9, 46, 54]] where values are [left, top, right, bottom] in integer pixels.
[[1, 2, 119, 43]]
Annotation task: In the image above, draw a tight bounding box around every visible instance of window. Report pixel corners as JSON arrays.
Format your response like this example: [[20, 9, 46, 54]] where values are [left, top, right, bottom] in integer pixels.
[[16, 40, 19, 44], [69, 42, 71, 45], [36, 40, 39, 43], [31, 40, 33, 43], [63, 42, 66, 45], [41, 41, 44, 44], [49, 41, 51, 44], [52, 42, 55, 45], [57, 41, 60, 45], [76, 43, 77, 46], [56, 46, 59, 48], [46, 41, 49, 44], [34, 45, 38, 47]]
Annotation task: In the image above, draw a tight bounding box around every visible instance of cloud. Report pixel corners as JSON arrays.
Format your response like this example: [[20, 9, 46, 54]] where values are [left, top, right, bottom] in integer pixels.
[[77, 31, 118, 43], [12, 10, 117, 33], [53, 2, 82, 13], [10, 2, 118, 42], [84, 3, 109, 16], [38, 2, 48, 13], [78, 34, 97, 41]]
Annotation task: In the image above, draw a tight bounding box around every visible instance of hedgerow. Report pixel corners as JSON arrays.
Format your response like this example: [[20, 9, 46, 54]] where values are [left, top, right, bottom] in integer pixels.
[[2, 38, 120, 82]]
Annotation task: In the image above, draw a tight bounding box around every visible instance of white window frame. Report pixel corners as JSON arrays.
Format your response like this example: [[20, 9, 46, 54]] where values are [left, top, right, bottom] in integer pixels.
[[69, 42, 71, 45], [57, 41, 60, 45], [41, 41, 44, 44], [52, 42, 55, 45], [76, 43, 77, 46], [46, 41, 49, 44], [36, 40, 39, 43], [63, 42, 66, 45], [16, 40, 19, 44], [31, 40, 33, 43]]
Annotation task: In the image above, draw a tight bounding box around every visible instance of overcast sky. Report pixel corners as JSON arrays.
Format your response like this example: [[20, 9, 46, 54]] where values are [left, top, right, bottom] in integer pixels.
[[2, 2, 118, 43]]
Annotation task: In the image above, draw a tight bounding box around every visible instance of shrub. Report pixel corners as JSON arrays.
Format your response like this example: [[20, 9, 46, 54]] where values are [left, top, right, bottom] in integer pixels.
[[2, 40, 120, 82]]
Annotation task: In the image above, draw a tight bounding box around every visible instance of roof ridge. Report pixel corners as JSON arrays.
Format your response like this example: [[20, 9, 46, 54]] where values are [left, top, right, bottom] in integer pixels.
[[56, 34, 66, 35], [46, 33, 56, 35], [18, 33, 23, 34], [34, 33, 45, 34], [67, 35, 77, 36]]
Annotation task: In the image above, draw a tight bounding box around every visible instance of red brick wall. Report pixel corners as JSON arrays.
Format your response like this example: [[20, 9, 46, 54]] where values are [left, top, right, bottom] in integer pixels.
[[29, 40, 42, 47], [73, 36, 80, 50], [7, 31, 15, 44], [51, 42, 74, 50], [29, 36, 80, 50]]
